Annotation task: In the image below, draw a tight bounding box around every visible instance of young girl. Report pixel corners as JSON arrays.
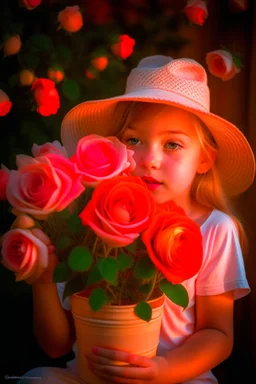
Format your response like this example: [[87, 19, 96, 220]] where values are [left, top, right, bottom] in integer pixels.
[[17, 55, 255, 384]]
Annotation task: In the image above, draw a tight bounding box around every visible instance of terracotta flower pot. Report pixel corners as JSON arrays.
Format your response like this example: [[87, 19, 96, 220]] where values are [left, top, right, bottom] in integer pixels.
[[70, 293, 165, 384]]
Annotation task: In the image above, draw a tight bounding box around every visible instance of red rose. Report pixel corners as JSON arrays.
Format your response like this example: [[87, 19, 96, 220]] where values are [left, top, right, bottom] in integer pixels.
[[142, 209, 203, 284], [0, 89, 12, 116], [19, 0, 41, 10], [32, 78, 60, 116], [184, 0, 208, 26], [57, 6, 83, 33], [111, 34, 135, 59], [79, 176, 156, 247]]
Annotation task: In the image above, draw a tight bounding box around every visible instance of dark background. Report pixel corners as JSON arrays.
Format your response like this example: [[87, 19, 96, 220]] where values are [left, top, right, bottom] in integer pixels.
[[1, 1, 256, 383]]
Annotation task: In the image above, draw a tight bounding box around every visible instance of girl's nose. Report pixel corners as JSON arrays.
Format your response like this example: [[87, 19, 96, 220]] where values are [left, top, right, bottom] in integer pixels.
[[139, 149, 162, 169]]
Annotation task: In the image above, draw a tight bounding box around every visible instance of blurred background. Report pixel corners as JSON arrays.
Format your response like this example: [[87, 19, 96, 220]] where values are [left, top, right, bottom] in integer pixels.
[[1, 0, 256, 382]]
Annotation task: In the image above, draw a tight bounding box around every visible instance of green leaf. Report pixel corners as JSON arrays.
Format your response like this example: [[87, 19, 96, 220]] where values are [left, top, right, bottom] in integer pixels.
[[56, 44, 72, 61], [98, 257, 119, 286], [86, 264, 103, 286], [52, 261, 73, 282], [26, 34, 53, 53], [9, 23, 24, 36], [8, 74, 19, 87], [56, 236, 73, 251], [68, 246, 93, 272], [139, 281, 153, 294], [233, 55, 243, 68], [134, 255, 156, 279], [21, 53, 40, 69], [61, 79, 80, 101], [117, 253, 134, 271], [67, 215, 84, 233], [134, 301, 152, 322], [89, 287, 106, 312], [55, 208, 71, 219], [126, 241, 137, 253], [160, 279, 189, 309], [63, 274, 87, 300]]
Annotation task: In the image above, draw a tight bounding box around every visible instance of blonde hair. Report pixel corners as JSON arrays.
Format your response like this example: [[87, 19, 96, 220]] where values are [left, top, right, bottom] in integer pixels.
[[112, 101, 248, 256]]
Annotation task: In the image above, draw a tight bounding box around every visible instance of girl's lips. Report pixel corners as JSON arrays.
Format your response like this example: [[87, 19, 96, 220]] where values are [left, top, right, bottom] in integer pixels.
[[141, 176, 161, 184], [145, 183, 162, 190], [141, 177, 162, 190]]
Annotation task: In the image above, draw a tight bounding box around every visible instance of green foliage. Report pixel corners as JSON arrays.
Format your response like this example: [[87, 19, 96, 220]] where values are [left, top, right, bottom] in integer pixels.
[[98, 257, 119, 286], [68, 246, 93, 272], [53, 261, 73, 282], [135, 301, 152, 322], [134, 255, 156, 279], [89, 287, 107, 312], [160, 279, 189, 309], [117, 253, 134, 271]]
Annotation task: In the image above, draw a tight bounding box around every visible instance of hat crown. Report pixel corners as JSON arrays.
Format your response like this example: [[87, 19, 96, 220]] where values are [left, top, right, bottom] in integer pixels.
[[125, 55, 210, 111]]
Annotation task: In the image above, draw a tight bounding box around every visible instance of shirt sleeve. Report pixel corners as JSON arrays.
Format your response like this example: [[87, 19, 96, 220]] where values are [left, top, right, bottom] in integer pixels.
[[196, 212, 250, 300], [56, 282, 71, 310]]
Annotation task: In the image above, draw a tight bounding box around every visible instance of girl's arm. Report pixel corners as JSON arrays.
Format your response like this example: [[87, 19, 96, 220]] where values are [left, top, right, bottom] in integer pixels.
[[86, 290, 234, 383], [160, 290, 234, 382], [29, 253, 76, 359], [32, 282, 76, 359]]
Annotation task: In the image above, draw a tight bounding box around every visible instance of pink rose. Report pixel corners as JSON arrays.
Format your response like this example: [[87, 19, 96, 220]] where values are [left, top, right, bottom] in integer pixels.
[[80, 176, 156, 247], [0, 165, 10, 200], [71, 134, 136, 187], [206, 49, 241, 81], [184, 0, 208, 26], [6, 153, 85, 220], [32, 140, 68, 158], [1, 228, 50, 282]]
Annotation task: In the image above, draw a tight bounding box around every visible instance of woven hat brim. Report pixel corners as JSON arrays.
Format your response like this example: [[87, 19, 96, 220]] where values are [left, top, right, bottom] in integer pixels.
[[61, 90, 255, 197]]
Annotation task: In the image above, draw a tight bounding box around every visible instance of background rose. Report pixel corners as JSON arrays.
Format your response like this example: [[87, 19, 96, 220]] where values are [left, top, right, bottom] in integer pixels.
[[71, 134, 135, 187], [1, 227, 50, 283], [184, 0, 208, 26], [206, 49, 240, 81], [32, 140, 68, 158], [58, 5, 83, 32], [0, 165, 10, 200], [6, 153, 84, 219], [32, 78, 60, 116], [0, 89, 12, 116], [142, 210, 203, 284], [110, 34, 135, 59], [79, 176, 156, 247]]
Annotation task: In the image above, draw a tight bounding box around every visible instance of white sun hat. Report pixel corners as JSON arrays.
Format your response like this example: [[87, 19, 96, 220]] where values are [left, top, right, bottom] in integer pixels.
[[61, 55, 255, 197]]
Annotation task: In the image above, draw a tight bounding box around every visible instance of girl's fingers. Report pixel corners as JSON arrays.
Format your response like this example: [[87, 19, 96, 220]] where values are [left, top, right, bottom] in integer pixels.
[[89, 346, 153, 367], [89, 360, 153, 380], [90, 346, 132, 363]]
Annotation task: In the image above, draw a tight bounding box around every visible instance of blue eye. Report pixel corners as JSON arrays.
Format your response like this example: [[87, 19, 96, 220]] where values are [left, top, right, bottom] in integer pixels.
[[165, 141, 181, 150], [126, 137, 140, 146]]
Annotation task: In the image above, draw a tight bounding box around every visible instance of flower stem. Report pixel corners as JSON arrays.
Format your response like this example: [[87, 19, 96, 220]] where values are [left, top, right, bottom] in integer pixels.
[[145, 270, 158, 302]]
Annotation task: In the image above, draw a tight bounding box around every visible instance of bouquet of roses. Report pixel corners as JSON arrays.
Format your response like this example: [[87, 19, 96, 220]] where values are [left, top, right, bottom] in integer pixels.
[[0, 134, 203, 321]]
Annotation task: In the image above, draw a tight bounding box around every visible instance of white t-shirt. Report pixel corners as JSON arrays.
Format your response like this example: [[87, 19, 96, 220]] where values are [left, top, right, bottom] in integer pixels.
[[57, 209, 250, 383]]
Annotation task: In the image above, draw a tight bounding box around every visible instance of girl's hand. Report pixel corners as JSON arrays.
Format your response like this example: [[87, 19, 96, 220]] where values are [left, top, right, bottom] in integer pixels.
[[25, 251, 59, 285], [85, 346, 169, 383]]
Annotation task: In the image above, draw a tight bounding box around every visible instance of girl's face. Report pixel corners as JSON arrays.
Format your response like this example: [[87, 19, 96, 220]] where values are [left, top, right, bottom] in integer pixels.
[[121, 105, 212, 209]]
